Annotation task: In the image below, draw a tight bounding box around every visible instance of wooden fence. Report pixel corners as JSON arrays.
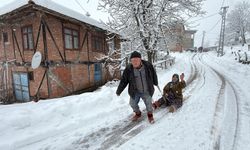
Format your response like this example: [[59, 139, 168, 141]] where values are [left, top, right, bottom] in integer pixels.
[[153, 57, 175, 69]]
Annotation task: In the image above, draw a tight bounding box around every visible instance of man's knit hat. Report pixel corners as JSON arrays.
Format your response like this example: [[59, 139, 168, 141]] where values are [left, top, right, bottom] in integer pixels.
[[130, 51, 141, 59]]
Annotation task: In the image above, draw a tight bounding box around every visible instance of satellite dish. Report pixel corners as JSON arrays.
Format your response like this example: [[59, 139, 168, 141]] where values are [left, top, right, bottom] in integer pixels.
[[31, 51, 42, 69]]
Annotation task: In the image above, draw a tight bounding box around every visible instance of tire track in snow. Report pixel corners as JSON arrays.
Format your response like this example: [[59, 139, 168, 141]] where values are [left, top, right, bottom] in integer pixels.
[[71, 113, 144, 150], [186, 53, 198, 85], [199, 54, 226, 150], [183, 53, 200, 100], [72, 109, 168, 150], [200, 54, 240, 150], [184, 53, 206, 101], [191, 53, 225, 149], [205, 53, 250, 150], [100, 109, 168, 150]]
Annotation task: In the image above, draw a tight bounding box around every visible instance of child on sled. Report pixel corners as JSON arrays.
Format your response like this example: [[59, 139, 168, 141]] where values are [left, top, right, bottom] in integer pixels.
[[153, 73, 186, 112]]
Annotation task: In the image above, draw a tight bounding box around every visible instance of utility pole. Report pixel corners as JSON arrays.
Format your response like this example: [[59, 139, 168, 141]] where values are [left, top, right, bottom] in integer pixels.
[[218, 6, 229, 57], [201, 31, 206, 51]]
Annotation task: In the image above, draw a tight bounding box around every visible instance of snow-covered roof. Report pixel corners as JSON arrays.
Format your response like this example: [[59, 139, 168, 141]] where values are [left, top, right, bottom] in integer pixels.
[[0, 0, 107, 31]]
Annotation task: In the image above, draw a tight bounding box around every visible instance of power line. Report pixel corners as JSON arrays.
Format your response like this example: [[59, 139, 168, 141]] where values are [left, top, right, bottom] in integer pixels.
[[190, 13, 219, 22], [207, 18, 221, 32], [206, 32, 220, 35], [190, 0, 227, 23], [74, 0, 88, 14]]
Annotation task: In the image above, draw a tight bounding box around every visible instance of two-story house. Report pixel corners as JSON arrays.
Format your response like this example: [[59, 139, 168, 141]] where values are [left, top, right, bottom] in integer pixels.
[[0, 0, 121, 103]]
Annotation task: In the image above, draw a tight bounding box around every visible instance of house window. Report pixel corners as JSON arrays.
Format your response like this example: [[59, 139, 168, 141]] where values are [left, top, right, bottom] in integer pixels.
[[3, 32, 8, 43], [64, 28, 79, 50], [94, 63, 102, 84], [22, 26, 34, 50], [92, 36, 103, 52], [28, 72, 34, 81]]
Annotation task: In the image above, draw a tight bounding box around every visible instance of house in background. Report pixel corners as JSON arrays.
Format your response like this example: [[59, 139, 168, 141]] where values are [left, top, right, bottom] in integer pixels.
[[0, 0, 121, 103], [183, 30, 196, 50], [167, 23, 196, 52]]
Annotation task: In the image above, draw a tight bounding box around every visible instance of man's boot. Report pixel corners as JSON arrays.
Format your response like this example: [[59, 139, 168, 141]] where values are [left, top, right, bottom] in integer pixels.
[[132, 111, 141, 121], [147, 112, 155, 124]]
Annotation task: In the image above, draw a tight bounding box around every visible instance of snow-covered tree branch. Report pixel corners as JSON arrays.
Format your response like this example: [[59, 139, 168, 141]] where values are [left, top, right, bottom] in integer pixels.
[[99, 0, 204, 63], [225, 1, 250, 45]]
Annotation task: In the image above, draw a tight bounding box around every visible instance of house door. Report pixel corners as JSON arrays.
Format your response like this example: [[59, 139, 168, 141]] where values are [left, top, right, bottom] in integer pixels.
[[94, 63, 102, 85], [13, 72, 30, 102]]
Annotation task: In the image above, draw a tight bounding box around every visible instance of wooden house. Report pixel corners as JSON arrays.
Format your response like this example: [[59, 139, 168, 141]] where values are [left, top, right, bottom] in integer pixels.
[[0, 0, 121, 103], [167, 23, 196, 52]]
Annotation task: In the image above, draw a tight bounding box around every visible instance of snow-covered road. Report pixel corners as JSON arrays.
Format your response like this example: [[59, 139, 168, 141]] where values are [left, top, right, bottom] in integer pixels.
[[202, 52, 250, 150], [0, 51, 250, 150]]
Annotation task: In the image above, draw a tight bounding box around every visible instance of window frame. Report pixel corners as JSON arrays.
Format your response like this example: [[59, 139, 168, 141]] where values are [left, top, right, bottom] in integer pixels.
[[21, 25, 34, 51], [63, 27, 80, 50], [3, 32, 8, 43], [92, 35, 104, 52]]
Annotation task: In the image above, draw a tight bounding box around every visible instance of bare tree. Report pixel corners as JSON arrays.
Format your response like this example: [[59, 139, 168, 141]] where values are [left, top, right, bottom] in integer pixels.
[[226, 1, 250, 45], [99, 0, 204, 63]]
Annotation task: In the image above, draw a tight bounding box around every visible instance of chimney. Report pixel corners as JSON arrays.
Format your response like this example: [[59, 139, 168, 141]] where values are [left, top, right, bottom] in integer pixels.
[[28, 0, 35, 4]]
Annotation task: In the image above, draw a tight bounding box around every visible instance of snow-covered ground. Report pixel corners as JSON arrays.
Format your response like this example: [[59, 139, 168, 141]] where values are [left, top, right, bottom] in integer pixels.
[[1, 50, 250, 150]]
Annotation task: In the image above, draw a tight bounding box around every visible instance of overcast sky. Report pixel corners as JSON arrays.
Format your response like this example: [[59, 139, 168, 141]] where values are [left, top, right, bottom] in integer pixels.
[[191, 0, 244, 47], [0, 0, 244, 47]]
